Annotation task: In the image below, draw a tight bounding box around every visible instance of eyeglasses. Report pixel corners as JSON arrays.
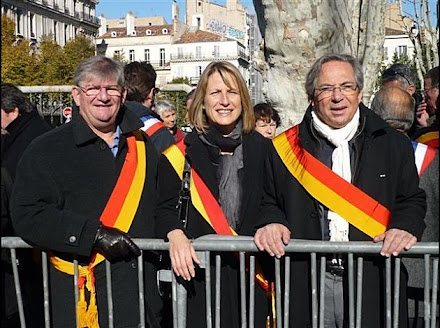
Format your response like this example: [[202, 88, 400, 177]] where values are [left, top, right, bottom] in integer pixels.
[[315, 83, 358, 98], [77, 85, 123, 97], [382, 69, 411, 85]]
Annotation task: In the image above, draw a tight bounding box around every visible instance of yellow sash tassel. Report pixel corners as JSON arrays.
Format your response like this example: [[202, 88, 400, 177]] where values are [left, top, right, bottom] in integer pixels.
[[86, 291, 99, 328], [76, 285, 99, 328], [77, 288, 89, 328]]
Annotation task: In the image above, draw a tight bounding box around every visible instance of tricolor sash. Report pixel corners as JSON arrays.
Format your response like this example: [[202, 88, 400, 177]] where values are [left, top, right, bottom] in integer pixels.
[[50, 129, 147, 328], [272, 126, 390, 238], [141, 116, 166, 137], [416, 131, 439, 149], [163, 139, 269, 291], [411, 141, 436, 176]]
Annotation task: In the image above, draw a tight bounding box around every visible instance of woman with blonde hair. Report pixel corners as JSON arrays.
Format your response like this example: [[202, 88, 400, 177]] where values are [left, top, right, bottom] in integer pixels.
[[155, 61, 271, 327]]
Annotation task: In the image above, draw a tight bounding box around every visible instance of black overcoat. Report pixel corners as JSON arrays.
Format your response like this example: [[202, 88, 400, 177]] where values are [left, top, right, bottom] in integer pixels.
[[11, 106, 162, 327], [155, 129, 271, 328], [256, 105, 426, 328]]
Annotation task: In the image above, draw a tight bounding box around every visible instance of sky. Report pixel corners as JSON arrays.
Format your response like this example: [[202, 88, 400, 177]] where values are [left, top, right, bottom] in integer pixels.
[[96, 0, 437, 26], [96, 0, 255, 22]]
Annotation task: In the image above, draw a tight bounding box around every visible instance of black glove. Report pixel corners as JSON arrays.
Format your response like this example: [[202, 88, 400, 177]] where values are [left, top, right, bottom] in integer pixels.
[[93, 225, 141, 262]]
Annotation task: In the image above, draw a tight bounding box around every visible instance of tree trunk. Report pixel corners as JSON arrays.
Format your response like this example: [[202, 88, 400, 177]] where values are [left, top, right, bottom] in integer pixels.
[[253, 0, 386, 128]]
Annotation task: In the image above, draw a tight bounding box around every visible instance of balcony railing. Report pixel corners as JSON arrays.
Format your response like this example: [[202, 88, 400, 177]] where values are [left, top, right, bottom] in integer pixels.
[[170, 52, 249, 62]]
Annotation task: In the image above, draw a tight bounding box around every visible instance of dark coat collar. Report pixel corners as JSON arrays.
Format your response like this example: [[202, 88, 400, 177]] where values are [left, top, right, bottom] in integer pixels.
[[72, 104, 143, 146], [124, 101, 162, 120]]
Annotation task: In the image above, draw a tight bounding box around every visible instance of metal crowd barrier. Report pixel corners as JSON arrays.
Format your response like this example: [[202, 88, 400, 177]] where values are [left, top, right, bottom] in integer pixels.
[[1, 235, 438, 328]]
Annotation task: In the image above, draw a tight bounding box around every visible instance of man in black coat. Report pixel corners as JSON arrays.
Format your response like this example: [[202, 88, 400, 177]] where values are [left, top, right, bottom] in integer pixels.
[[254, 54, 426, 328], [11, 56, 161, 328], [1, 83, 51, 327], [123, 61, 174, 154]]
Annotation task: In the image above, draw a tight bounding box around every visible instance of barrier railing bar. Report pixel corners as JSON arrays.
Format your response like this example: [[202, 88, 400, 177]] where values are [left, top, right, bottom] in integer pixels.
[[240, 251, 247, 328], [73, 259, 79, 328], [424, 254, 431, 327], [205, 251, 212, 328], [274, 258, 281, 328], [393, 258, 401, 328], [138, 254, 145, 328], [249, 254, 255, 328], [355, 257, 363, 328], [283, 256, 290, 328], [41, 251, 51, 328], [10, 248, 26, 327], [386, 257, 392, 328], [348, 253, 354, 328], [311, 252, 318, 328], [430, 257, 438, 328], [106, 260, 114, 328], [215, 254, 221, 328], [319, 256, 326, 328], [171, 269, 178, 328]]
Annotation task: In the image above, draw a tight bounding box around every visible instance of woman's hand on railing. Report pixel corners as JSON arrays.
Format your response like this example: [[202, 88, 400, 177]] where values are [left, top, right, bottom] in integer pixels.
[[373, 228, 417, 257], [254, 223, 291, 258], [167, 229, 201, 281]]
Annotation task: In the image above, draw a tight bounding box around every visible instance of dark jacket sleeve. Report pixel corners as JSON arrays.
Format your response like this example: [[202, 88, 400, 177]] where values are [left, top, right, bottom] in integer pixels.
[[10, 142, 99, 256], [254, 142, 290, 230], [154, 154, 187, 239], [386, 134, 426, 239], [150, 128, 175, 155]]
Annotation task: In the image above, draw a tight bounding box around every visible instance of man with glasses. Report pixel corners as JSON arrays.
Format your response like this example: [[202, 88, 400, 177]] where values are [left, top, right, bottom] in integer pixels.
[[254, 54, 426, 327], [11, 56, 161, 327]]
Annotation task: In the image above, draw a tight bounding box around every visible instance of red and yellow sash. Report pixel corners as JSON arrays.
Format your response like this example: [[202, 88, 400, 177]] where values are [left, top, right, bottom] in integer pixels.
[[163, 139, 269, 291], [272, 126, 390, 238], [416, 131, 439, 149], [50, 130, 147, 328]]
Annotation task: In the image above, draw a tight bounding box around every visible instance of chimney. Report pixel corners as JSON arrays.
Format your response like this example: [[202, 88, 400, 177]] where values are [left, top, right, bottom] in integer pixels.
[[126, 11, 135, 36], [172, 0, 179, 36], [98, 14, 107, 36]]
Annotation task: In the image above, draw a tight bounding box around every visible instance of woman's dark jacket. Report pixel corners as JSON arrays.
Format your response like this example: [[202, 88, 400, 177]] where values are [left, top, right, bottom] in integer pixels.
[[256, 104, 426, 328], [155, 129, 271, 328], [10, 106, 162, 327]]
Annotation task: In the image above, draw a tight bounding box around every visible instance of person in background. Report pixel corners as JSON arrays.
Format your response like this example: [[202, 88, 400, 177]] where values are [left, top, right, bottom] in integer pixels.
[[182, 88, 196, 134], [253, 102, 281, 139], [1, 83, 51, 327], [11, 56, 161, 328], [124, 61, 174, 154], [371, 87, 438, 327], [155, 99, 183, 142], [155, 61, 271, 327], [413, 66, 439, 148], [254, 53, 426, 328], [381, 63, 420, 136]]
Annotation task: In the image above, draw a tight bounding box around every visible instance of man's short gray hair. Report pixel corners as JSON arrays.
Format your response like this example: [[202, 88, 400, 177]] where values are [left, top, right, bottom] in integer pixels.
[[305, 53, 364, 100], [73, 56, 125, 88]]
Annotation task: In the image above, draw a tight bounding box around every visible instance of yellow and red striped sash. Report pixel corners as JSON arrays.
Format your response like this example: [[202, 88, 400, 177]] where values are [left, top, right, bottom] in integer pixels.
[[416, 131, 439, 149], [272, 126, 390, 238], [50, 129, 147, 328], [163, 140, 269, 291]]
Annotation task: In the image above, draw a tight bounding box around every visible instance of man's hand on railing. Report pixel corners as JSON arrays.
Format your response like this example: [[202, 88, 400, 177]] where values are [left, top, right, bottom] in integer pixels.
[[373, 228, 417, 257], [254, 223, 291, 258], [93, 225, 141, 262], [167, 229, 201, 281]]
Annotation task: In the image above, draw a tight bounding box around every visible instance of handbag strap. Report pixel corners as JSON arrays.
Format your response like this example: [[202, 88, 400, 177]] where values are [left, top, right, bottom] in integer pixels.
[[177, 158, 191, 228]]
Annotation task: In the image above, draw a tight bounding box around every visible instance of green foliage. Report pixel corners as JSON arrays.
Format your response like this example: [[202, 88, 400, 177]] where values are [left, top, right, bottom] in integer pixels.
[[156, 77, 192, 127], [1, 15, 96, 86]]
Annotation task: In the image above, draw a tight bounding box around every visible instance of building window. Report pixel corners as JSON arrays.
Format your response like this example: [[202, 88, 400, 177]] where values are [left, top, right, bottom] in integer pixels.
[[144, 49, 150, 63], [53, 21, 57, 41], [129, 50, 135, 62], [16, 9, 22, 34], [383, 47, 388, 60], [196, 46, 202, 58], [397, 45, 407, 57], [196, 17, 201, 28], [196, 66, 202, 77], [29, 13, 35, 38], [178, 47, 183, 59], [160, 48, 165, 66], [213, 45, 219, 57]]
